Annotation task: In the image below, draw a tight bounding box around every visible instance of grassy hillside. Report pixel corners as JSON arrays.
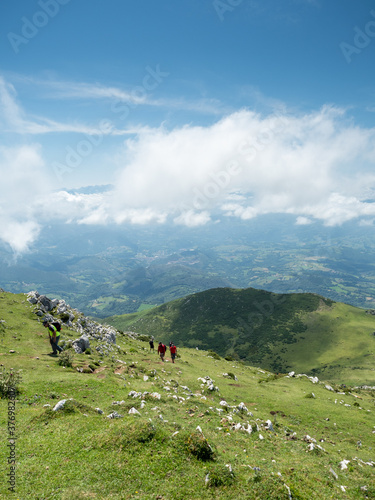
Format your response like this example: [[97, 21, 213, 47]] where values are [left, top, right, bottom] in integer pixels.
[[105, 287, 375, 386], [1, 290, 375, 499]]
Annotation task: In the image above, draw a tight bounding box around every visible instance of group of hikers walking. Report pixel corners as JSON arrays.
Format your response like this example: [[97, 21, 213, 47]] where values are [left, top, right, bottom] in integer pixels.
[[149, 337, 178, 363], [42, 318, 178, 363]]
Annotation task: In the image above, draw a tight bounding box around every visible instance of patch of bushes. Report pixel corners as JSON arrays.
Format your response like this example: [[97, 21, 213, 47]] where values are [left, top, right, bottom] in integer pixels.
[[184, 431, 215, 461], [59, 312, 71, 322], [205, 464, 235, 487], [95, 419, 158, 449], [58, 350, 74, 367], [208, 351, 221, 360], [259, 373, 283, 383], [58, 399, 96, 415], [128, 419, 156, 443], [34, 399, 96, 424], [304, 392, 315, 399], [137, 334, 150, 342], [0, 368, 22, 398]]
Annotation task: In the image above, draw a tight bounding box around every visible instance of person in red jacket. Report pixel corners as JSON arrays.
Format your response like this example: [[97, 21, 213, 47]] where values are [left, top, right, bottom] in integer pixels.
[[169, 343, 177, 363], [158, 342, 166, 362]]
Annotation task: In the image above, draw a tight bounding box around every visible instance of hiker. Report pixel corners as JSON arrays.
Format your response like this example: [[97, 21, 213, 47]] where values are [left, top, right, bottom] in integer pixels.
[[169, 343, 177, 363], [158, 341, 166, 362], [43, 320, 63, 355], [149, 337, 155, 352]]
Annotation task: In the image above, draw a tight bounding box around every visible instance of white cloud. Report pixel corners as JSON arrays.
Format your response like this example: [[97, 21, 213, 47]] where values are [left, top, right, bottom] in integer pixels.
[[296, 216, 313, 225], [2, 79, 375, 253], [0, 220, 40, 254], [108, 106, 375, 226], [44, 106, 375, 230], [173, 210, 211, 227], [0, 144, 50, 252]]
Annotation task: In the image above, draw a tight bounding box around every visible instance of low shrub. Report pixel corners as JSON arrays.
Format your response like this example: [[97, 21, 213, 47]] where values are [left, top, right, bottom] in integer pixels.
[[304, 392, 315, 399], [59, 312, 71, 322], [184, 431, 215, 461], [205, 464, 235, 487], [0, 368, 22, 398], [137, 335, 150, 342], [59, 399, 96, 415], [95, 419, 158, 449], [58, 350, 74, 368], [128, 419, 156, 443]]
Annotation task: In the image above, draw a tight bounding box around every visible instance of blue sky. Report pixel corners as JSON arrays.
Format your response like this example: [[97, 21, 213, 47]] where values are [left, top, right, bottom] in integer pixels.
[[1, 0, 375, 252]]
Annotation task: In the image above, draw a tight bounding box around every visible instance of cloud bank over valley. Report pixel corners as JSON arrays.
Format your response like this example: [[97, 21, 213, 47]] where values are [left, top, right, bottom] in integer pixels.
[[1, 77, 375, 253]]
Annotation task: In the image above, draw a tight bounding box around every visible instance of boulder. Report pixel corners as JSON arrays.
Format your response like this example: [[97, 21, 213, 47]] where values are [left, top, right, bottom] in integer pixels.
[[50, 298, 60, 309], [56, 303, 67, 314], [107, 411, 123, 419], [72, 335, 90, 354], [38, 295, 53, 311], [27, 291, 40, 304], [52, 399, 68, 411]]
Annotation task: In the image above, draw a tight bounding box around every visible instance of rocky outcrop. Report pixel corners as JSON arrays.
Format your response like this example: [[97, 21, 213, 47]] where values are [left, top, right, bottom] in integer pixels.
[[27, 291, 76, 326], [26, 290, 138, 354]]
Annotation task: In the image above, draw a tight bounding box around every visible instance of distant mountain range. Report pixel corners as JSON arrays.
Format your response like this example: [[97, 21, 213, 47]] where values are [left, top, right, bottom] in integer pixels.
[[1, 213, 375, 317]]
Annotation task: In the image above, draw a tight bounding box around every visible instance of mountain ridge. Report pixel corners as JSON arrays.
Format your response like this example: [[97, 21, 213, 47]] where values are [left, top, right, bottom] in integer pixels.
[[104, 286, 375, 385]]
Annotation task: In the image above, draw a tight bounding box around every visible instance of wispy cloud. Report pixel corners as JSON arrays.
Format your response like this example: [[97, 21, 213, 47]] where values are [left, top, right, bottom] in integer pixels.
[[9, 73, 228, 116], [0, 76, 150, 136], [30, 79, 149, 105]]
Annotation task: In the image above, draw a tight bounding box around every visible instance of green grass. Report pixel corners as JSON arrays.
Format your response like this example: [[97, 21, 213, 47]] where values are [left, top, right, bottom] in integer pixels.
[[0, 290, 375, 499], [137, 303, 156, 313]]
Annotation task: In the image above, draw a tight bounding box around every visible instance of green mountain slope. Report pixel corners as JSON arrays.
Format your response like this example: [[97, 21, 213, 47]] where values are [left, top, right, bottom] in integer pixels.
[[1, 290, 375, 499], [105, 287, 375, 385]]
